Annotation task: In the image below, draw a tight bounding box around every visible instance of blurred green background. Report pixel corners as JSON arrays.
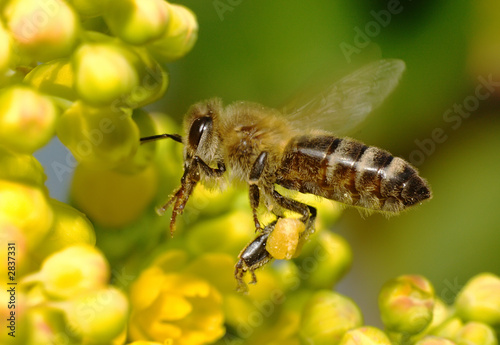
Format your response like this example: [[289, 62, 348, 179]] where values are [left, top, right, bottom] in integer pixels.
[[150, 0, 500, 325]]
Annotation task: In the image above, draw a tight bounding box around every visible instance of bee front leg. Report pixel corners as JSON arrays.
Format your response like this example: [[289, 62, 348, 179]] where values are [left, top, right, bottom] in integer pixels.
[[234, 221, 276, 293], [248, 152, 268, 231]]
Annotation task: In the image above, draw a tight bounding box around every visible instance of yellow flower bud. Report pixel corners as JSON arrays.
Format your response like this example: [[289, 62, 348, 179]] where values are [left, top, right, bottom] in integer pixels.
[[34, 244, 110, 299], [299, 290, 363, 345], [73, 43, 141, 106], [415, 336, 457, 345], [455, 273, 500, 326], [115, 109, 158, 173], [71, 162, 158, 228], [0, 180, 53, 249], [32, 199, 95, 261], [25, 307, 78, 345], [432, 317, 464, 340], [0, 145, 47, 188], [339, 326, 392, 345], [378, 275, 435, 335], [296, 230, 352, 289], [0, 86, 58, 153], [105, 0, 169, 45], [60, 287, 128, 343], [56, 101, 139, 169], [24, 58, 76, 101], [267, 218, 304, 260], [412, 298, 451, 342], [65, 0, 110, 17], [4, 0, 79, 61], [0, 20, 12, 75], [455, 322, 497, 345], [147, 3, 198, 62]]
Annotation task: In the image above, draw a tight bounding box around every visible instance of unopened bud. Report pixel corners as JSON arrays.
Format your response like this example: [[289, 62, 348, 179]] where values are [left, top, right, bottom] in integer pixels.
[[5, 0, 79, 61], [455, 273, 500, 326], [105, 0, 169, 45], [73, 43, 141, 106], [147, 3, 198, 62], [415, 336, 457, 345], [455, 322, 497, 345], [339, 326, 392, 345], [378, 275, 435, 335], [35, 244, 110, 299], [300, 290, 363, 345], [0, 86, 58, 153], [60, 287, 128, 342]]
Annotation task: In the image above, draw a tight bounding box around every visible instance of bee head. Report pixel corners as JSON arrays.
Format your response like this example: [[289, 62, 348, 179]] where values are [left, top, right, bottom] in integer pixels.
[[183, 98, 223, 163]]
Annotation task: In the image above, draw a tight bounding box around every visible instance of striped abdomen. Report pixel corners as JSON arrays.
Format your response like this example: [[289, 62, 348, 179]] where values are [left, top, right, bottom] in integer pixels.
[[276, 135, 431, 213]]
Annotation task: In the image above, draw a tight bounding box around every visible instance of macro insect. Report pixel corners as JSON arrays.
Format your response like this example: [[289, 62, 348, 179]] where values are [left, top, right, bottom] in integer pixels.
[[140, 59, 432, 292]]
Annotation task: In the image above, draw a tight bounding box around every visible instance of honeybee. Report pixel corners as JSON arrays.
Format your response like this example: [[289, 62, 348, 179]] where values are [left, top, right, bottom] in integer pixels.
[[141, 59, 432, 292]]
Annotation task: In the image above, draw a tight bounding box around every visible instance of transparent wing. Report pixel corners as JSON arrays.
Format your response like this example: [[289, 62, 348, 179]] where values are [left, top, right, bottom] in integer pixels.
[[284, 59, 405, 135]]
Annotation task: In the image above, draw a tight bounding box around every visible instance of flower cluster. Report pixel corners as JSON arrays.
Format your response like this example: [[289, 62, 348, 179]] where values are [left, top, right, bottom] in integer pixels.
[[0, 0, 197, 343]]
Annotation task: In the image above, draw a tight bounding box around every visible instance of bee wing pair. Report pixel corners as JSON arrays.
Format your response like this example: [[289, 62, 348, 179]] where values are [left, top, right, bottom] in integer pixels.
[[284, 59, 405, 135]]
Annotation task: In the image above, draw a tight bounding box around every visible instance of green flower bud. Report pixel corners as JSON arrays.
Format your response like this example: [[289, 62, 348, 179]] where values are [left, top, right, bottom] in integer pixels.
[[339, 326, 392, 345], [0, 20, 12, 75], [412, 298, 451, 342], [25, 307, 79, 345], [300, 290, 363, 345], [455, 273, 500, 326], [0, 86, 58, 153], [31, 244, 110, 299], [73, 43, 141, 105], [455, 322, 498, 345], [119, 49, 169, 109], [56, 101, 139, 169], [0, 146, 46, 188], [147, 3, 198, 62], [415, 336, 457, 345], [32, 199, 95, 261], [115, 109, 158, 173], [0, 180, 53, 249], [65, 0, 110, 17], [24, 58, 76, 101], [431, 317, 464, 340], [104, 0, 169, 45], [378, 275, 435, 335], [4, 0, 79, 61], [71, 162, 158, 228], [296, 230, 352, 289], [60, 287, 128, 343]]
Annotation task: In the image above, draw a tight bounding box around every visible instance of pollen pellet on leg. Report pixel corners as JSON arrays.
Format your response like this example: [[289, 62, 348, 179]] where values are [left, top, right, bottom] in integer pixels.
[[266, 218, 305, 260]]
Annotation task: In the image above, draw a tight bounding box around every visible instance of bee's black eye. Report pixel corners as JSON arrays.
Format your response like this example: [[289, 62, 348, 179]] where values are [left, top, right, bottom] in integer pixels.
[[188, 116, 212, 148]]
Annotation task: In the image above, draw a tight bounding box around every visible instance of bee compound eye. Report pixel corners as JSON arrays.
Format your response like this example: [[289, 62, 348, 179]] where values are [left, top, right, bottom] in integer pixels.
[[188, 116, 212, 148]]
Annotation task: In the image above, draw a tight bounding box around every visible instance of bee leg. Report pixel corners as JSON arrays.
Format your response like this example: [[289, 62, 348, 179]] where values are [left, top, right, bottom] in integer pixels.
[[271, 189, 317, 239], [249, 185, 261, 231], [160, 157, 226, 237], [234, 221, 276, 293], [248, 152, 268, 231]]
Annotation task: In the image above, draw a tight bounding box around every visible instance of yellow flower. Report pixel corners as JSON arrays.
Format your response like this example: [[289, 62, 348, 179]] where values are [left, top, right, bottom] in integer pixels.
[[129, 255, 225, 345]]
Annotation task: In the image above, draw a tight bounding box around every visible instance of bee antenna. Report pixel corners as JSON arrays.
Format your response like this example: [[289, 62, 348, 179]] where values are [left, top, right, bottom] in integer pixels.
[[140, 134, 183, 144]]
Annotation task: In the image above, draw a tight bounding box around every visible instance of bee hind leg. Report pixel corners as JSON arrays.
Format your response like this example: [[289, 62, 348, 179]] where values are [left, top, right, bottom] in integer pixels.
[[234, 221, 276, 293], [271, 189, 317, 240]]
